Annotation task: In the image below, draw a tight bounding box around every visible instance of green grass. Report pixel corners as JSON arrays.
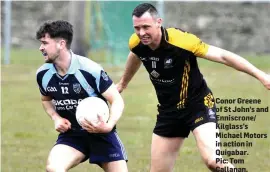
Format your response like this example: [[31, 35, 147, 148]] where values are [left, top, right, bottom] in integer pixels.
[[2, 48, 270, 172]]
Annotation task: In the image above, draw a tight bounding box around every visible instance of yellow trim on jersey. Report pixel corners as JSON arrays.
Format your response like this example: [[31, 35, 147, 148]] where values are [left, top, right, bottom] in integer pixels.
[[166, 28, 209, 57], [128, 33, 140, 50], [177, 60, 190, 109]]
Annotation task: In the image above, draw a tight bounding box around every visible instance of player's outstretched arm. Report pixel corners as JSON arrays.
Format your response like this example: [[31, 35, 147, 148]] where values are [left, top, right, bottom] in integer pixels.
[[202, 45, 270, 90], [117, 51, 142, 93], [41, 95, 71, 133]]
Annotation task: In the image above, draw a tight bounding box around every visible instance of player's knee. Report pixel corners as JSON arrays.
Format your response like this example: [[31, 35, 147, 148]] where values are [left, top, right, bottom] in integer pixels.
[[46, 163, 67, 172]]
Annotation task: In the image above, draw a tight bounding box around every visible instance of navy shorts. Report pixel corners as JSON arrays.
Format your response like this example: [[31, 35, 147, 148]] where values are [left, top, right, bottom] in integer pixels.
[[55, 129, 128, 165], [153, 91, 217, 138]]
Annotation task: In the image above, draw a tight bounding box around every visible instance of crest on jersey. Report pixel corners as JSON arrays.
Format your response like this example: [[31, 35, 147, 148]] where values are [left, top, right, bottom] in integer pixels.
[[164, 58, 173, 69], [73, 83, 81, 94]]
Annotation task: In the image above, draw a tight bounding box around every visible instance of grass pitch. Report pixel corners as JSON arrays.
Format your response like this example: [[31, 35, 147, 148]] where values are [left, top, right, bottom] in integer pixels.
[[2, 49, 270, 171]]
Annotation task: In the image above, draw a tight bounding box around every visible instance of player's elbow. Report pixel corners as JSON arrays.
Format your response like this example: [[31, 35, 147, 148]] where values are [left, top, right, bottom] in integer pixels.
[[109, 93, 125, 114], [220, 49, 234, 65], [115, 95, 125, 113], [205, 46, 228, 65]]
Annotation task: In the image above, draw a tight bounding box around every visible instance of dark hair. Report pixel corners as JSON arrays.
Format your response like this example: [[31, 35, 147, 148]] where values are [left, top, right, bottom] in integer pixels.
[[36, 20, 73, 49], [132, 3, 158, 18]]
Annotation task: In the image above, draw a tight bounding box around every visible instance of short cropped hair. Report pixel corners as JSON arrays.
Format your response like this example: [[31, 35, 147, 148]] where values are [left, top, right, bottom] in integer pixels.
[[132, 3, 159, 18], [36, 20, 73, 49]]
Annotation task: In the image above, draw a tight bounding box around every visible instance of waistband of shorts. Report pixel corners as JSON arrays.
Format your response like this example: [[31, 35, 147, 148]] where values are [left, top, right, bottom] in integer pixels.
[[157, 88, 212, 113]]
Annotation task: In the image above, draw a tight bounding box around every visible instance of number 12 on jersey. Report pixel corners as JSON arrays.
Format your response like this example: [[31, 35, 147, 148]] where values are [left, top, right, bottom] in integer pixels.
[[61, 86, 69, 94]]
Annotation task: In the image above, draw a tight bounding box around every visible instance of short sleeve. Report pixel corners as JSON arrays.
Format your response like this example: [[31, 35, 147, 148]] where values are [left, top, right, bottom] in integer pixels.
[[128, 33, 140, 52], [36, 70, 48, 96], [184, 33, 209, 57], [98, 69, 113, 93], [167, 28, 210, 57], [77, 56, 114, 94]]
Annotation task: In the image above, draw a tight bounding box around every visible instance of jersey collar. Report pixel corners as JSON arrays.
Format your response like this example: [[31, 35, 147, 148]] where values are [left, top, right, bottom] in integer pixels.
[[51, 50, 79, 74], [66, 50, 79, 74], [159, 26, 169, 48]]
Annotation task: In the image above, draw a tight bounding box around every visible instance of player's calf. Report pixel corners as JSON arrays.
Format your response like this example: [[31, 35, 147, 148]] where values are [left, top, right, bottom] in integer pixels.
[[203, 155, 235, 172]]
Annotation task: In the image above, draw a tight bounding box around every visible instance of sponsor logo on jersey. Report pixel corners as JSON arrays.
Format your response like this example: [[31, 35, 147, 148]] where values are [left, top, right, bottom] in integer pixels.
[[140, 57, 147, 61], [59, 82, 69, 86], [149, 57, 159, 61], [109, 153, 120, 158], [195, 117, 204, 124], [150, 70, 160, 78], [52, 99, 83, 111], [150, 77, 175, 84], [53, 99, 82, 106]]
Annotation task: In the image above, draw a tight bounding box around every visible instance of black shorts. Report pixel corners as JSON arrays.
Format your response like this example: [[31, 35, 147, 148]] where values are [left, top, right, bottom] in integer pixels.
[[153, 92, 217, 138], [55, 129, 128, 165]]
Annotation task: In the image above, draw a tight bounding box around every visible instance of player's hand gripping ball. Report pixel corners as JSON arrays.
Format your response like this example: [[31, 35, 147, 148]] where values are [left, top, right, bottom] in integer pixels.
[[76, 97, 109, 126]]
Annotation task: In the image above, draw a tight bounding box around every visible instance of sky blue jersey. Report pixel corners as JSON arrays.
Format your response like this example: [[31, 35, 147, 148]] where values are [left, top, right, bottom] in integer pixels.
[[36, 51, 113, 129]]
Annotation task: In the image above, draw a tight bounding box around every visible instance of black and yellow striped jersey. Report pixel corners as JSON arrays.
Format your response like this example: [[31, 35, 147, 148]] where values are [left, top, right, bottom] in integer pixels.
[[129, 27, 211, 109]]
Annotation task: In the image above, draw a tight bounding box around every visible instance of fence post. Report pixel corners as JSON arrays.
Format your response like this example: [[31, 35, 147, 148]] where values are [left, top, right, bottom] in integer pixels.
[[4, 0, 12, 65]]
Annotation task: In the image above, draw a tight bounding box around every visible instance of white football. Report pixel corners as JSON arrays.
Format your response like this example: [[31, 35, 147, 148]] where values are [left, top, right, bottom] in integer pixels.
[[76, 97, 109, 126]]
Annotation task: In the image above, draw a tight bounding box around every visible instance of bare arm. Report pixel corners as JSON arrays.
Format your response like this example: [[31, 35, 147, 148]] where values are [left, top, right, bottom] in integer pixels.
[[41, 95, 60, 120], [41, 95, 71, 132], [117, 51, 142, 92], [202, 45, 270, 89], [102, 84, 125, 127], [80, 84, 125, 133]]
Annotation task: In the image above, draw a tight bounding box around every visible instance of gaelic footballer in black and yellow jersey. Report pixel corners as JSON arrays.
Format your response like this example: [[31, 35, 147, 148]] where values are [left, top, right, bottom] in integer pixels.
[[129, 27, 217, 137]]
